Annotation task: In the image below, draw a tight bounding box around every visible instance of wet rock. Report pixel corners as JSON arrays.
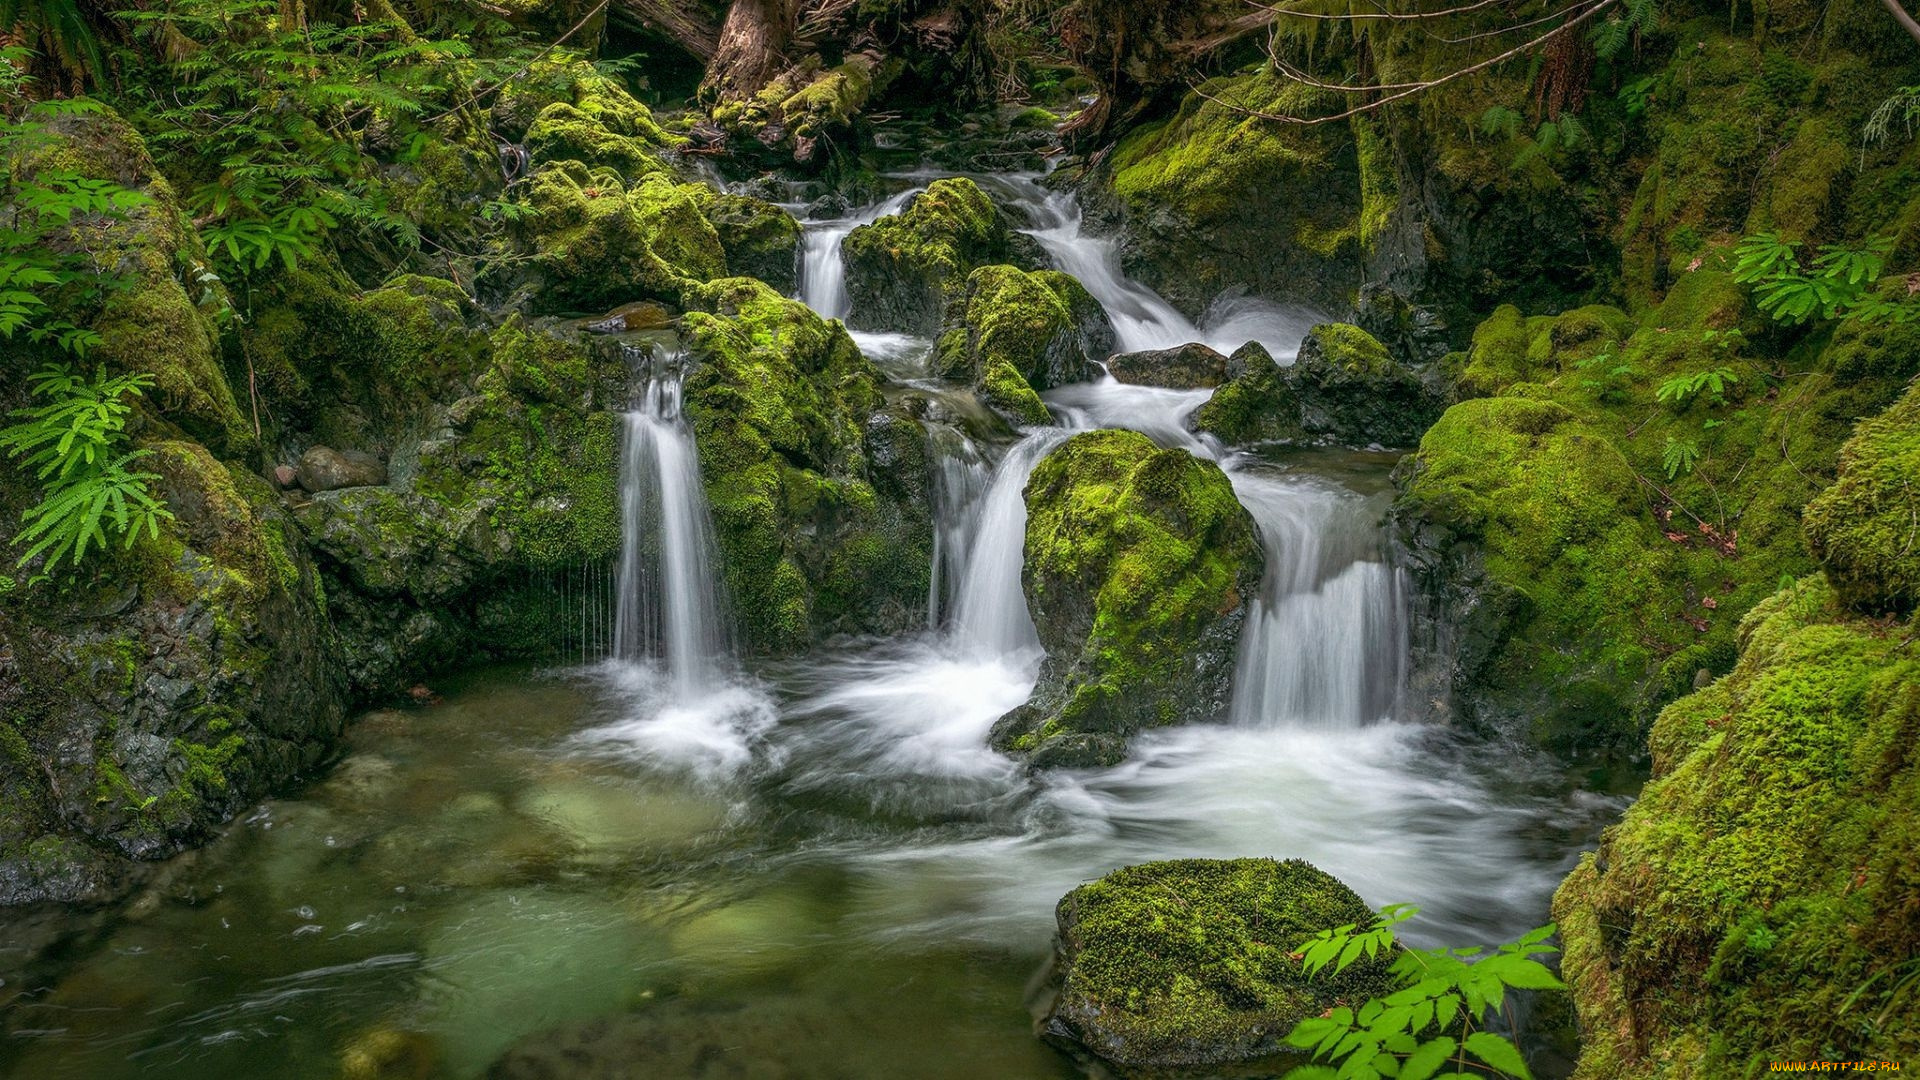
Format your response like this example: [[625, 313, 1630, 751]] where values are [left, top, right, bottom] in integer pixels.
[[272, 464, 299, 488], [842, 178, 1045, 335], [339, 1026, 442, 1080], [990, 431, 1261, 767], [582, 300, 674, 334], [296, 446, 389, 492], [1043, 858, 1394, 1073], [1105, 341, 1230, 389], [1350, 282, 1450, 368], [935, 264, 1114, 424], [1194, 325, 1444, 449]]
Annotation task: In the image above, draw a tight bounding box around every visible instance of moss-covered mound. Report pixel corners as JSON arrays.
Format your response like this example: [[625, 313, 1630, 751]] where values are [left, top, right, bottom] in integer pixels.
[[1196, 325, 1442, 448], [519, 164, 727, 314], [990, 430, 1260, 767], [518, 62, 679, 178], [1100, 73, 1365, 316], [1392, 271, 1920, 755], [1553, 576, 1920, 1077], [1045, 858, 1394, 1072], [688, 187, 803, 296], [934, 264, 1114, 424], [710, 54, 894, 167], [841, 177, 1040, 334], [0, 433, 346, 906], [681, 278, 931, 653], [1803, 379, 1920, 617]]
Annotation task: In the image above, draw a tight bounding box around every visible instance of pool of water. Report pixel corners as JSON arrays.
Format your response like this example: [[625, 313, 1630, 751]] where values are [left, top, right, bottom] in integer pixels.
[[0, 635, 1623, 1079]]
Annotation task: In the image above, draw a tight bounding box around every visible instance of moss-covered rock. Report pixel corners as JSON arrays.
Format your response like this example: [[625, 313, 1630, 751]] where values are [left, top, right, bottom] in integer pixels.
[[1552, 576, 1920, 1077], [1392, 396, 1684, 754], [687, 188, 802, 294], [1803, 380, 1920, 616], [842, 178, 1041, 334], [934, 264, 1114, 423], [990, 430, 1261, 767], [0, 442, 345, 904], [1196, 325, 1443, 448], [1044, 858, 1395, 1072], [517, 164, 726, 314], [521, 65, 678, 177], [681, 278, 931, 652]]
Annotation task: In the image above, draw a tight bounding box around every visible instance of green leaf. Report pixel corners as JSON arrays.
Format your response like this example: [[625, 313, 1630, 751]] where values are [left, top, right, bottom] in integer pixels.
[[1399, 1037, 1458, 1080], [1463, 1032, 1532, 1079]]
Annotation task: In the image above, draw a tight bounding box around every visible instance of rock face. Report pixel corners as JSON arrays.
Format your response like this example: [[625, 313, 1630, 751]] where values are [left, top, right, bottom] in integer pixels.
[[294, 446, 388, 492], [1195, 324, 1443, 448], [841, 178, 1043, 335], [1105, 342, 1229, 389], [1803, 379, 1920, 617], [1044, 858, 1395, 1073], [989, 430, 1261, 767], [681, 278, 933, 653], [934, 264, 1115, 424], [1552, 576, 1920, 1078]]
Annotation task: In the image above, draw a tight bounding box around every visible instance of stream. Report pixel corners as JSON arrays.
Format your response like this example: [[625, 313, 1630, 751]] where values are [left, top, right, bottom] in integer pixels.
[[0, 170, 1627, 1080]]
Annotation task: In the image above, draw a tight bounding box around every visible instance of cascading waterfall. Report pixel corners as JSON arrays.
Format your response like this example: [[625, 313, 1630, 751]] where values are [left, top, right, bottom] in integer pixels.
[[612, 347, 729, 699], [1225, 475, 1408, 730], [795, 188, 920, 320], [925, 424, 990, 630], [945, 430, 1071, 660]]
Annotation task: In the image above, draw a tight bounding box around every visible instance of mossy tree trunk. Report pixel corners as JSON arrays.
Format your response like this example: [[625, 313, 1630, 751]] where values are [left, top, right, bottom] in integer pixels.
[[701, 0, 798, 99]]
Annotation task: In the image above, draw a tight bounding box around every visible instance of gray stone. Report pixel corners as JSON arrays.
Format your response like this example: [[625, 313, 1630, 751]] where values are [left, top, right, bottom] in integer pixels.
[[295, 446, 388, 492]]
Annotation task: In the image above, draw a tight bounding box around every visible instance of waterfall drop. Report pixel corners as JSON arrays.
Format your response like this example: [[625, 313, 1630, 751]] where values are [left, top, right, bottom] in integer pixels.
[[612, 348, 729, 699]]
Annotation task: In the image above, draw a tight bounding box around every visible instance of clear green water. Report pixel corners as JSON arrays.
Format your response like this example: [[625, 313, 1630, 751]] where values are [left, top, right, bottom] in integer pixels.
[[0, 645, 1619, 1080]]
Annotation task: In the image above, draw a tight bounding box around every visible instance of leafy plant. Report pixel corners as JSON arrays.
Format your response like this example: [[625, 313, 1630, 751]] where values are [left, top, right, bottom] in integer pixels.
[[1732, 233, 1917, 325], [1, 48, 151, 356], [0, 364, 173, 574], [1477, 107, 1587, 170], [1661, 436, 1701, 479], [1864, 86, 1920, 146], [1655, 365, 1738, 407], [1282, 905, 1562, 1080], [1574, 350, 1638, 402], [1591, 0, 1657, 61]]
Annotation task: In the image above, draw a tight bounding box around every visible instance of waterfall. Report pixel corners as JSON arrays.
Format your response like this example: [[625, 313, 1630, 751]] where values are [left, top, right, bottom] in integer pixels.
[[796, 188, 921, 321], [925, 425, 991, 630], [946, 431, 1071, 660], [1225, 474, 1408, 730], [613, 349, 729, 699], [985, 173, 1319, 360]]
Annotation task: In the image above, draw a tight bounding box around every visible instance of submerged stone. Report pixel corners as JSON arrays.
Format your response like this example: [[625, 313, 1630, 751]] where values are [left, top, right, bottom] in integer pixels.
[[1043, 858, 1393, 1072], [990, 430, 1261, 767]]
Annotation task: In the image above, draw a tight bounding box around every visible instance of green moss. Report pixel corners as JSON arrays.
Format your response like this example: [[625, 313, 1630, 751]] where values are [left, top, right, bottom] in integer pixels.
[[523, 165, 727, 313], [680, 277, 923, 651], [981, 359, 1050, 425], [685, 188, 802, 292], [522, 65, 678, 176], [1052, 858, 1395, 1067], [938, 264, 1102, 417], [841, 177, 1025, 333], [996, 430, 1260, 760], [1553, 577, 1920, 1078], [1803, 381, 1920, 616]]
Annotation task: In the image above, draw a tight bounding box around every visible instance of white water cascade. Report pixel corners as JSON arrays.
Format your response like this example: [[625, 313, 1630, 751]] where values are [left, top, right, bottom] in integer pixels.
[[612, 350, 729, 698], [795, 188, 920, 321]]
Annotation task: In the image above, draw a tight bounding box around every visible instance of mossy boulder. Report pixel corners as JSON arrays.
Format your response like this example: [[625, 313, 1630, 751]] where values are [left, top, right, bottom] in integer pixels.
[[841, 178, 1042, 334], [687, 187, 802, 295], [20, 106, 251, 456], [1196, 325, 1443, 448], [1552, 577, 1920, 1077], [1044, 858, 1395, 1072], [0, 442, 345, 905], [1391, 397, 1684, 754], [1803, 380, 1920, 616], [990, 430, 1261, 767], [1100, 73, 1363, 316], [934, 264, 1114, 423], [711, 54, 894, 166], [521, 66, 678, 177], [518, 164, 726, 314], [681, 278, 932, 652]]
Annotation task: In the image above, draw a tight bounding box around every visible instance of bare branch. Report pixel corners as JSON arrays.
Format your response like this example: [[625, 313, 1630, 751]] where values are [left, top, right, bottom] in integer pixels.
[[1244, 0, 1513, 22], [1199, 0, 1619, 125], [1877, 0, 1920, 47]]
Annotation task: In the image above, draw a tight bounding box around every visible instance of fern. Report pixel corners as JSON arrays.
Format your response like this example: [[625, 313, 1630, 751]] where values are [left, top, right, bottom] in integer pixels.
[[1655, 366, 1739, 407], [1733, 233, 1915, 325], [0, 364, 173, 575], [1661, 436, 1701, 479]]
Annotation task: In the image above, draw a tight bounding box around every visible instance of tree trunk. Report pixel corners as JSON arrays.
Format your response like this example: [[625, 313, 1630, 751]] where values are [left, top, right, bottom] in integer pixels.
[[613, 0, 721, 60], [1878, 0, 1920, 48], [701, 0, 798, 100]]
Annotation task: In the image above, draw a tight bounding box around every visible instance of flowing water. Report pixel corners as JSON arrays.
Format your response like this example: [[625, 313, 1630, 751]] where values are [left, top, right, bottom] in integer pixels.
[[0, 171, 1625, 1080]]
